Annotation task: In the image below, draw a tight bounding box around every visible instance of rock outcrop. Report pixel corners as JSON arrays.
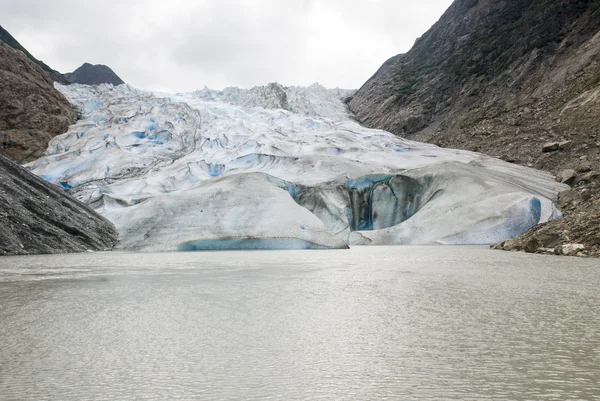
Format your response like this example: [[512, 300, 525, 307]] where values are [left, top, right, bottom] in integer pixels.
[[64, 63, 124, 86], [0, 154, 118, 256], [348, 0, 600, 257], [0, 40, 77, 163]]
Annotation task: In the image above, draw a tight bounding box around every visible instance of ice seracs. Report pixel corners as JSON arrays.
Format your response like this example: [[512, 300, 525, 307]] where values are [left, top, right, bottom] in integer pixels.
[[26, 82, 568, 251]]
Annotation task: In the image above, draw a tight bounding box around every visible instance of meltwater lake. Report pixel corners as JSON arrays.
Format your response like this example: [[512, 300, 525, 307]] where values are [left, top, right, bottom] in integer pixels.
[[0, 246, 599, 400]]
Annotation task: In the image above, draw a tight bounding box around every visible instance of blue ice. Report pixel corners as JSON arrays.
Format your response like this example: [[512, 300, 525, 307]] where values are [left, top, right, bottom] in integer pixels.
[[503, 197, 543, 239], [208, 164, 224, 177], [346, 174, 393, 190], [82, 100, 100, 114], [285, 182, 297, 199], [176, 238, 329, 251], [147, 131, 171, 142], [59, 181, 73, 191]]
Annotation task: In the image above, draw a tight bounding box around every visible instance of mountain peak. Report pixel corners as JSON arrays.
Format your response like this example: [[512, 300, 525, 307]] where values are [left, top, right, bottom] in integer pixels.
[[64, 63, 124, 86]]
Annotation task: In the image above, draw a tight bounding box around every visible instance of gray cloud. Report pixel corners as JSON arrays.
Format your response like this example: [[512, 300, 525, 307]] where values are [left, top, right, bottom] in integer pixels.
[[1, 0, 453, 92]]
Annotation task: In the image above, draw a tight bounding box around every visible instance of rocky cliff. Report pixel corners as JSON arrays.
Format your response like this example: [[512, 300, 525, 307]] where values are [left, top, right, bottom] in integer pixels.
[[0, 154, 118, 256], [64, 63, 124, 86], [349, 0, 600, 257], [0, 40, 77, 164]]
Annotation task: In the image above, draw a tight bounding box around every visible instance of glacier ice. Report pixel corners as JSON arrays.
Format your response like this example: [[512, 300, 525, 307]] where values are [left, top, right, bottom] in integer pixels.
[[26, 82, 568, 251]]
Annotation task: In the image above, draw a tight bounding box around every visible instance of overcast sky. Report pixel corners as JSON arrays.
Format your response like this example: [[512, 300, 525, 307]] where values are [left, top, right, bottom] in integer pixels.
[[1, 0, 453, 92]]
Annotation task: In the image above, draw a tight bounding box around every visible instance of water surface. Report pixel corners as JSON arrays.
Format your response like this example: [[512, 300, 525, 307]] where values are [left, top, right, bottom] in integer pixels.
[[1, 246, 599, 400]]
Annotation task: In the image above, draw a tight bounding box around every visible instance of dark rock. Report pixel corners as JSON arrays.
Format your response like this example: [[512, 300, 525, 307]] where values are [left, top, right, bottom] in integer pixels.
[[64, 63, 124, 86], [490, 241, 504, 250], [0, 25, 68, 84], [557, 189, 578, 207], [533, 233, 562, 248], [499, 154, 517, 163], [559, 140, 573, 150], [0, 154, 118, 256], [556, 169, 577, 185], [582, 231, 600, 246], [543, 142, 560, 153], [574, 171, 599, 185], [502, 239, 522, 252], [521, 232, 561, 253], [0, 41, 77, 163], [523, 237, 542, 253], [576, 162, 592, 173]]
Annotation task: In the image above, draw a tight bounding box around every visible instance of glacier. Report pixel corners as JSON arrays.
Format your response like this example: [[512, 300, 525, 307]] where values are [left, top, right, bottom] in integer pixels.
[[26, 82, 568, 251]]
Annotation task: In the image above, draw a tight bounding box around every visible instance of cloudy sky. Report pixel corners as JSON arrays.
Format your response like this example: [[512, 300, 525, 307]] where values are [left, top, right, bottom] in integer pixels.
[[2, 0, 453, 92]]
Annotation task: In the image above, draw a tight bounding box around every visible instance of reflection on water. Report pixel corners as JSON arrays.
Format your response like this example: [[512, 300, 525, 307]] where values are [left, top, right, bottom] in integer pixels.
[[0, 246, 599, 400]]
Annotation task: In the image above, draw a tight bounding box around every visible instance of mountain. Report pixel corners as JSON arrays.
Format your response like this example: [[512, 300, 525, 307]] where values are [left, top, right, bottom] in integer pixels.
[[0, 37, 118, 256], [348, 0, 600, 257], [0, 154, 118, 256], [64, 62, 124, 86], [0, 25, 68, 84], [1, 26, 125, 86], [0, 40, 77, 163], [26, 83, 565, 251]]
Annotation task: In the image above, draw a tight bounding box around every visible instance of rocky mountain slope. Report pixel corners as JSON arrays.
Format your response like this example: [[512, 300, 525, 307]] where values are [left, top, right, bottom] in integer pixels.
[[0, 40, 77, 163], [1, 26, 125, 86], [348, 0, 600, 257], [0, 25, 68, 84], [64, 63, 124, 86], [0, 154, 118, 256]]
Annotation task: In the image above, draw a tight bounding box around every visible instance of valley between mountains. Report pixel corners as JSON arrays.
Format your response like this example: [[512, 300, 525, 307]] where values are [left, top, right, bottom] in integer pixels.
[[1, 0, 599, 256]]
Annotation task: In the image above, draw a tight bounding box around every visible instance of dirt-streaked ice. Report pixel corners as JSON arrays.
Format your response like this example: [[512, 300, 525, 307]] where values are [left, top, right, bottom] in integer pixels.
[[27, 83, 567, 251]]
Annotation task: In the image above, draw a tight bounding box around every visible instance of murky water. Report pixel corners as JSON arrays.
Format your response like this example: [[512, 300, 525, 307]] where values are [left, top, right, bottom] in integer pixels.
[[0, 246, 599, 400]]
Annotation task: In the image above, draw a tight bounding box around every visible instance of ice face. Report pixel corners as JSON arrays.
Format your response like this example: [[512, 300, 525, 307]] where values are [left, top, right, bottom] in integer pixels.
[[26, 82, 568, 251]]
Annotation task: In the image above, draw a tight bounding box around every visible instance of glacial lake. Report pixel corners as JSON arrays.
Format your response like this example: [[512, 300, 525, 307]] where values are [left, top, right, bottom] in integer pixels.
[[0, 246, 599, 400]]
